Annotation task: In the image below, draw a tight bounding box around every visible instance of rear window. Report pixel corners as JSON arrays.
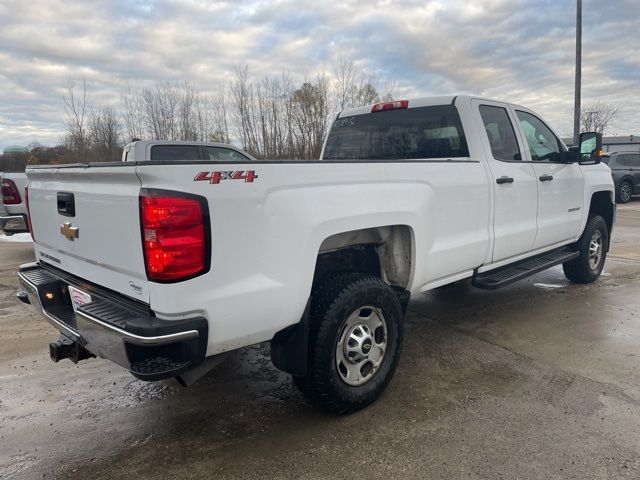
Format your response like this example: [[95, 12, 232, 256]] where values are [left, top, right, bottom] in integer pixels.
[[150, 145, 200, 161], [205, 146, 251, 162], [322, 105, 469, 160]]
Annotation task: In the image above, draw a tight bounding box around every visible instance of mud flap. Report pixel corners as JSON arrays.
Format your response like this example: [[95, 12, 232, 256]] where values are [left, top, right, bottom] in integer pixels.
[[270, 299, 311, 377]]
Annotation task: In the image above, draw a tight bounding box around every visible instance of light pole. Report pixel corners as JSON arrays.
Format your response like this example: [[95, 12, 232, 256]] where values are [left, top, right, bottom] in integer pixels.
[[573, 0, 582, 145]]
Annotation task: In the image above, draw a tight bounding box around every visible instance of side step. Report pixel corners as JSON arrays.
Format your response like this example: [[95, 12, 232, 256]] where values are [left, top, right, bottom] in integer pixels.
[[472, 248, 579, 290]]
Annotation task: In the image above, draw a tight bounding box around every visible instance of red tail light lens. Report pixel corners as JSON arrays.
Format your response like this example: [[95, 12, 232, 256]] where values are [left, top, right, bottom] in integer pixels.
[[371, 100, 409, 113], [1, 178, 21, 205], [139, 190, 210, 282], [24, 183, 33, 239]]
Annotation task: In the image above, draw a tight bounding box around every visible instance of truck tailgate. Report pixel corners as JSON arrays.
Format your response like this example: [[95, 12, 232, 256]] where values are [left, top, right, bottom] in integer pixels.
[[26, 165, 149, 302]]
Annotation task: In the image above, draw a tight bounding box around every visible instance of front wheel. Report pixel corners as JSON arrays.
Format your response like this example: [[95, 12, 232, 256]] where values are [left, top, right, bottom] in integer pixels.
[[293, 273, 404, 414], [618, 181, 633, 204], [563, 215, 609, 284]]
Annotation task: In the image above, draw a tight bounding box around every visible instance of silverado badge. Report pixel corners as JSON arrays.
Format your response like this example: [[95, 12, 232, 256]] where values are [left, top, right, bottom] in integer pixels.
[[60, 222, 79, 241]]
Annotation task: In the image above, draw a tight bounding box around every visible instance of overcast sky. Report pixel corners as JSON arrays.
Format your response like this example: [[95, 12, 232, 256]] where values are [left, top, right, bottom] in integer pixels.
[[0, 0, 638, 151]]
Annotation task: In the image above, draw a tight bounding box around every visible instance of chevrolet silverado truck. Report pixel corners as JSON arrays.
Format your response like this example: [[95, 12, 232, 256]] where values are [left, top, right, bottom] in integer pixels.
[[1, 172, 29, 235], [17, 96, 614, 414]]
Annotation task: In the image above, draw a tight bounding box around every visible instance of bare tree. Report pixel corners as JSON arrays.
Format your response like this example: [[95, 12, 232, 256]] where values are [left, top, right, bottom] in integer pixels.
[[63, 78, 89, 161], [209, 83, 231, 143], [290, 75, 331, 159], [64, 61, 398, 162], [580, 101, 618, 134], [88, 107, 123, 162], [121, 85, 145, 142], [333, 58, 381, 111]]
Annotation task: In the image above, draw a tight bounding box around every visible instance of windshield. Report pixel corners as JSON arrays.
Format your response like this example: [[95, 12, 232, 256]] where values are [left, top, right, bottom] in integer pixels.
[[322, 105, 469, 160]]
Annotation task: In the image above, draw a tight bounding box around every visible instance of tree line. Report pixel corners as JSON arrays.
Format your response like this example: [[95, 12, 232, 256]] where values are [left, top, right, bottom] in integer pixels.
[[2, 62, 621, 171], [0, 60, 396, 169]]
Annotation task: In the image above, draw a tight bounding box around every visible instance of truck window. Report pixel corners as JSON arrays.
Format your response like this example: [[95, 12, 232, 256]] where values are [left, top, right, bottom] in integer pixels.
[[150, 145, 200, 161], [515, 111, 562, 162], [479, 105, 521, 161], [323, 105, 469, 160], [628, 154, 640, 167], [205, 146, 251, 162]]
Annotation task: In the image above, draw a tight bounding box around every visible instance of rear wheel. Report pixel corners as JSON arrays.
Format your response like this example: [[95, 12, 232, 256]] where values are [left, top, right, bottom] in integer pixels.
[[618, 181, 633, 203], [563, 215, 608, 284], [293, 273, 404, 414]]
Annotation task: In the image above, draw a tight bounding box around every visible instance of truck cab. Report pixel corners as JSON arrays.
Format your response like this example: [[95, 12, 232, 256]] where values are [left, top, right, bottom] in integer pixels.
[[122, 141, 256, 163]]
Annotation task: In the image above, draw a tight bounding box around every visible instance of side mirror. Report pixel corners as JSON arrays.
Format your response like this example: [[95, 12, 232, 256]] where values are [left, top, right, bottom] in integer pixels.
[[578, 132, 603, 165]]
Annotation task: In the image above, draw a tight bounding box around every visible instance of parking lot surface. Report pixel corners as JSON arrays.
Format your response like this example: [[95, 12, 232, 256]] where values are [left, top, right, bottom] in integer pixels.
[[1, 201, 639, 479]]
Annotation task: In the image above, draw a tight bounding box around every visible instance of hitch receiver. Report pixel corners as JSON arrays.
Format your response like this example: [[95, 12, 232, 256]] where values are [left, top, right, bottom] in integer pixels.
[[49, 335, 95, 364]]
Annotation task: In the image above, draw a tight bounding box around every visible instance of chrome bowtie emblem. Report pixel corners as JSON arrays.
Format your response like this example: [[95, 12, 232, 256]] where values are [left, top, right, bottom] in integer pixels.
[[60, 222, 79, 240]]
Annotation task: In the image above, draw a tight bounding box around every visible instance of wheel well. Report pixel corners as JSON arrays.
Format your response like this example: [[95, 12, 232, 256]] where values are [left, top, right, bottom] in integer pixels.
[[272, 227, 413, 377], [588, 191, 614, 242], [620, 176, 634, 185], [314, 225, 413, 289]]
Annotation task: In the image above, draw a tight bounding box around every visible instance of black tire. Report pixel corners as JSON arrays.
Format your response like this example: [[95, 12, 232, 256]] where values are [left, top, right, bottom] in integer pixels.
[[563, 215, 608, 284], [293, 273, 404, 414], [617, 180, 633, 204]]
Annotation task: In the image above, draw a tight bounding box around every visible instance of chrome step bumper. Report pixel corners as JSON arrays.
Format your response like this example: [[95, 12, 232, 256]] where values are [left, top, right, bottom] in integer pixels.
[[17, 263, 208, 380]]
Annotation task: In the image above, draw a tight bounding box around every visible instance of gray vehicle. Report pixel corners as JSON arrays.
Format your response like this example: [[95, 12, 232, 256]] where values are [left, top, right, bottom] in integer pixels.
[[1, 172, 29, 235], [602, 152, 640, 203]]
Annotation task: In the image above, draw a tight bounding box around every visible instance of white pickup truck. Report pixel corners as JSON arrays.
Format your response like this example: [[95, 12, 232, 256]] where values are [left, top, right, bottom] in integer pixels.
[[18, 96, 614, 413]]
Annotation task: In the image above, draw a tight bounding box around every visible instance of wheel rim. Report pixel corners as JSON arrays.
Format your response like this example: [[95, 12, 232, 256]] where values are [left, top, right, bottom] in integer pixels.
[[621, 183, 632, 202], [588, 230, 603, 270], [335, 306, 388, 387]]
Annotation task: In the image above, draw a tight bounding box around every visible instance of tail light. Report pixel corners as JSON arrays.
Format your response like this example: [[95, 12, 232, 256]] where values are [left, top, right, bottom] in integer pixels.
[[24, 183, 33, 239], [139, 189, 210, 282], [1, 178, 21, 205], [371, 100, 409, 113]]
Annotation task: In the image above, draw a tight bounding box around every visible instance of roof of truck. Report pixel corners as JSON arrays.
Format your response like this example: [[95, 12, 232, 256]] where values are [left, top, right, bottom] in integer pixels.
[[123, 140, 247, 149], [337, 95, 519, 118]]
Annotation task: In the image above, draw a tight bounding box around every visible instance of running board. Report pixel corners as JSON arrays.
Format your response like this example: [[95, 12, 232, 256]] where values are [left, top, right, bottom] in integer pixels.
[[472, 248, 579, 290]]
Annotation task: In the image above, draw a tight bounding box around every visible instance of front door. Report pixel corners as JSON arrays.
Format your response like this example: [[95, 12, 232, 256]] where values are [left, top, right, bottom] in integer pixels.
[[472, 100, 538, 262], [513, 109, 584, 249]]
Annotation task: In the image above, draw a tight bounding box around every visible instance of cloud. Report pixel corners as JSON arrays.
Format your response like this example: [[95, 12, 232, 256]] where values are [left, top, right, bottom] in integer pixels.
[[0, 0, 638, 150]]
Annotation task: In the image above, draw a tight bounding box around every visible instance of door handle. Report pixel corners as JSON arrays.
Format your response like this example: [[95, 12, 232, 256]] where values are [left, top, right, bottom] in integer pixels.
[[539, 174, 554, 182], [57, 192, 75, 217], [496, 176, 514, 184]]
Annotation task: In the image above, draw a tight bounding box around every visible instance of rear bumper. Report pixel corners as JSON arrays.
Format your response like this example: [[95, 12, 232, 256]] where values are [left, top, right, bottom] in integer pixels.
[[0, 214, 28, 233], [17, 262, 208, 380]]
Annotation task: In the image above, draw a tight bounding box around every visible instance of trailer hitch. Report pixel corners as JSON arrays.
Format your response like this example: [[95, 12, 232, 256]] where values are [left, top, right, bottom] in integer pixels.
[[49, 335, 95, 364]]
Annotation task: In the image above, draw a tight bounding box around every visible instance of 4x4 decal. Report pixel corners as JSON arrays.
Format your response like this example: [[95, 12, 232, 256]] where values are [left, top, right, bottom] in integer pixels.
[[194, 170, 258, 184]]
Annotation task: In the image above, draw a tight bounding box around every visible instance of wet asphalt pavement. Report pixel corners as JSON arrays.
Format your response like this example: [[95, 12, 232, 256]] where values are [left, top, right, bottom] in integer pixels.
[[1, 201, 639, 479]]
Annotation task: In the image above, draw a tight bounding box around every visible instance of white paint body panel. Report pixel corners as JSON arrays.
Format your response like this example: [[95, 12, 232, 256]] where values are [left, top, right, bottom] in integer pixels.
[[24, 96, 614, 357], [26, 166, 150, 302]]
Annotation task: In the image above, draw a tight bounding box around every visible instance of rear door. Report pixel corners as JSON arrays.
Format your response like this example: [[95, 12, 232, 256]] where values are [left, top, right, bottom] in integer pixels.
[[627, 153, 640, 192], [26, 165, 149, 302], [513, 109, 584, 248], [472, 100, 538, 262]]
